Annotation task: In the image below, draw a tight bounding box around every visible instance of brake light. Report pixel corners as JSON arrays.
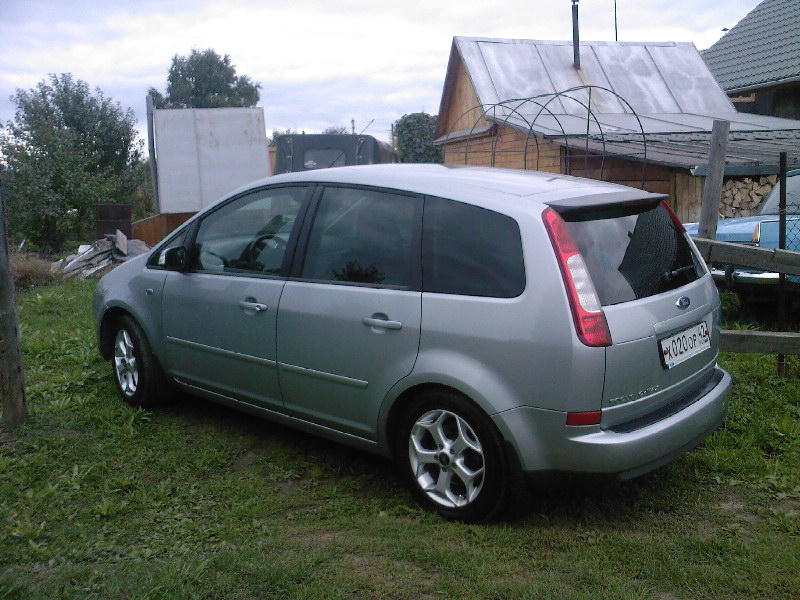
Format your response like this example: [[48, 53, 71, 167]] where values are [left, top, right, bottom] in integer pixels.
[[566, 410, 601, 426], [542, 208, 611, 347], [660, 199, 685, 232]]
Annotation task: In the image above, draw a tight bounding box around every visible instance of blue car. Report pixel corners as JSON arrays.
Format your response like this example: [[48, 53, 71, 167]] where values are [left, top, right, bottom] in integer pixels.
[[685, 169, 800, 287]]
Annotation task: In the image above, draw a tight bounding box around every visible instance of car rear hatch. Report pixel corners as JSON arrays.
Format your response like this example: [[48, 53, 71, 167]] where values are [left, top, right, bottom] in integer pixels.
[[546, 192, 721, 429]]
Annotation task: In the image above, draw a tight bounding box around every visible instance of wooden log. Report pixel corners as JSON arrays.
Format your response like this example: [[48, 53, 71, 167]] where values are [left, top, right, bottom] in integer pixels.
[[693, 237, 800, 276], [0, 186, 26, 427], [721, 330, 800, 355], [698, 120, 730, 238]]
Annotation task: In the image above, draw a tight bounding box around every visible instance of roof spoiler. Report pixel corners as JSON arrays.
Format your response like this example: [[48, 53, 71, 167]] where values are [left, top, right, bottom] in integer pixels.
[[546, 190, 668, 218]]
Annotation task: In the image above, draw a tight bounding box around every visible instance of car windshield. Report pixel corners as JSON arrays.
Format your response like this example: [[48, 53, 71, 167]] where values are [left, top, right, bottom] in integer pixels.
[[758, 173, 800, 215]]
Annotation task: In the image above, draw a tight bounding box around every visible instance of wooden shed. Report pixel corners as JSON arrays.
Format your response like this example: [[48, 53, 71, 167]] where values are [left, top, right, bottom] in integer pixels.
[[435, 37, 800, 222]]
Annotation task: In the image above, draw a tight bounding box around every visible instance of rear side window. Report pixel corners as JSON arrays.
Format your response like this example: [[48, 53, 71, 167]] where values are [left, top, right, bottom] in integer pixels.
[[423, 196, 525, 298], [301, 186, 420, 288], [564, 201, 702, 306]]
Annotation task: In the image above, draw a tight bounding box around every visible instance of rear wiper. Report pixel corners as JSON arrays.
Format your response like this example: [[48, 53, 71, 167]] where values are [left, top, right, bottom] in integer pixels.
[[663, 265, 695, 281]]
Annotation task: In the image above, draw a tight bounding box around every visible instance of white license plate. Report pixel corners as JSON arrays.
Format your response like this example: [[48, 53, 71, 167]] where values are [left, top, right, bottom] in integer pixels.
[[659, 320, 711, 369]]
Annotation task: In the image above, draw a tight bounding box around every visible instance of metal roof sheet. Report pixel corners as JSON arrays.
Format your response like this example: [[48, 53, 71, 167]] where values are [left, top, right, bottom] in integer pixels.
[[702, 0, 800, 92], [454, 37, 736, 121]]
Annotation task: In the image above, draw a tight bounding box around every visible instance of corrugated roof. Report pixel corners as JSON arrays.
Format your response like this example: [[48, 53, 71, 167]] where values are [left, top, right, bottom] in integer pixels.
[[702, 0, 800, 92], [553, 130, 800, 175]]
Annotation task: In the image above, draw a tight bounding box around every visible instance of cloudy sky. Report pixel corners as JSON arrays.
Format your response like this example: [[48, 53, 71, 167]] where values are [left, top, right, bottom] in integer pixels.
[[1, 0, 761, 144]]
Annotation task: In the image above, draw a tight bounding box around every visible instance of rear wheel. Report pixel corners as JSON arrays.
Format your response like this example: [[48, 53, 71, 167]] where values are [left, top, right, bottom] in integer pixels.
[[398, 389, 509, 522], [111, 315, 172, 407]]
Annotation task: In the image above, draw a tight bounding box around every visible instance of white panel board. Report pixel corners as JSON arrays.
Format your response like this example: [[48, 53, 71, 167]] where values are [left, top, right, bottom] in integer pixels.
[[153, 110, 201, 213], [153, 107, 269, 213]]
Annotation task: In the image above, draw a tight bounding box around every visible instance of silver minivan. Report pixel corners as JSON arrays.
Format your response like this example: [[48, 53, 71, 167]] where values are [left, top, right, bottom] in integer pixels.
[[93, 164, 731, 521]]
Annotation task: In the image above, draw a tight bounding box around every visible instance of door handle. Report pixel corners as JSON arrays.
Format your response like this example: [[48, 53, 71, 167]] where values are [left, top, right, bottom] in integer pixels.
[[362, 317, 402, 330], [239, 300, 269, 313]]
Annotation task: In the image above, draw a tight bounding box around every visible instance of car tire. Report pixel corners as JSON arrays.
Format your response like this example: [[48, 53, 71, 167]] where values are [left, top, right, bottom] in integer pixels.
[[110, 315, 173, 408], [397, 389, 510, 522]]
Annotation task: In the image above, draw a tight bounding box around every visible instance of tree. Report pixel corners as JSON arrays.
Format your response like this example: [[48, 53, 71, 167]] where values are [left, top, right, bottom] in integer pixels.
[[0, 74, 141, 252], [149, 49, 261, 109], [267, 128, 298, 146], [322, 125, 349, 135], [394, 113, 442, 163]]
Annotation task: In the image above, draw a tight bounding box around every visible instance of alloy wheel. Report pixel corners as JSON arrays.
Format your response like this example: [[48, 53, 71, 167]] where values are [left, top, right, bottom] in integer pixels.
[[408, 409, 485, 508], [113, 329, 139, 397]]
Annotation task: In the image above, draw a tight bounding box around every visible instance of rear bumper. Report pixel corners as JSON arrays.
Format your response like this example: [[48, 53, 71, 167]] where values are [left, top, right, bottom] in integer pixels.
[[492, 366, 731, 477]]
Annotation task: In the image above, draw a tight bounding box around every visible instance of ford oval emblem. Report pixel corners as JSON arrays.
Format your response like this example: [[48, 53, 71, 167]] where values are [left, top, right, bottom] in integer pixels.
[[676, 296, 691, 309]]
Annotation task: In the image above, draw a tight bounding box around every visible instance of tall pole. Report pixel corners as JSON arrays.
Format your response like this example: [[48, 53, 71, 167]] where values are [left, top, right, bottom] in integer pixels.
[[146, 94, 160, 212], [699, 119, 730, 239], [777, 151, 787, 376], [0, 184, 27, 427], [614, 0, 618, 41]]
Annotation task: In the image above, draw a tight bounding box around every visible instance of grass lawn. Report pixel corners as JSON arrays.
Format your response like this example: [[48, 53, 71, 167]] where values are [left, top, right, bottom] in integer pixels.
[[1, 279, 799, 599]]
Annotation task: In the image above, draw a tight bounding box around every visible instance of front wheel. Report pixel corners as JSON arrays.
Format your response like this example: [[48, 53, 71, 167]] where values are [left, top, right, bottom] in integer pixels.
[[111, 315, 171, 407], [398, 390, 510, 522]]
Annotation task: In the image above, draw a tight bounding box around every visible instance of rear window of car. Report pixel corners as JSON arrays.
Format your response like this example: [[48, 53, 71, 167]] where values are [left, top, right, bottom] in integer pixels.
[[303, 149, 346, 170], [563, 201, 702, 306], [423, 196, 525, 298]]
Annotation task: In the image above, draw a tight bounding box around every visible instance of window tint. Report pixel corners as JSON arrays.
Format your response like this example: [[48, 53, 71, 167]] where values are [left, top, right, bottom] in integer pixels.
[[423, 197, 525, 298], [301, 187, 420, 287], [193, 187, 304, 275], [564, 201, 702, 306]]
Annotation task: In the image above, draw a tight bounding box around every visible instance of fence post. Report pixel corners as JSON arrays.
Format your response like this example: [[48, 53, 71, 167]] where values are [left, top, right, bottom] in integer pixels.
[[698, 120, 730, 239], [0, 185, 27, 427], [778, 152, 788, 376]]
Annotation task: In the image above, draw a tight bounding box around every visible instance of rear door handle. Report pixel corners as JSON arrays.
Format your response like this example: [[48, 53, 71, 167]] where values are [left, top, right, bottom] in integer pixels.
[[239, 300, 269, 313], [362, 317, 402, 330]]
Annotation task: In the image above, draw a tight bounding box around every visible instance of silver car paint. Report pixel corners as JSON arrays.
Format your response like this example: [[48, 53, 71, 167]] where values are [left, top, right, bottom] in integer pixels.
[[95, 164, 731, 476]]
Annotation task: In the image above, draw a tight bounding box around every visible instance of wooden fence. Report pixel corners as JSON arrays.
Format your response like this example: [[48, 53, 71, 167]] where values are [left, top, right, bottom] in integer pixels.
[[132, 212, 194, 247], [693, 236, 800, 356]]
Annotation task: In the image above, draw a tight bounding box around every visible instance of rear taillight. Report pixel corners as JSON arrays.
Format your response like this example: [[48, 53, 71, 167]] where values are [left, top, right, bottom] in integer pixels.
[[542, 208, 611, 347], [566, 410, 601, 426], [660, 199, 685, 232]]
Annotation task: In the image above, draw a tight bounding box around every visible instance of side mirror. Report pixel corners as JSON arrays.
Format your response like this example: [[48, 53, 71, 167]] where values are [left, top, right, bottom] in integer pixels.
[[163, 246, 187, 271]]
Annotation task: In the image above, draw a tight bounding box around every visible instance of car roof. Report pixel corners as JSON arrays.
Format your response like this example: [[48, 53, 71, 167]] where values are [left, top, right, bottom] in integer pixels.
[[228, 164, 650, 217]]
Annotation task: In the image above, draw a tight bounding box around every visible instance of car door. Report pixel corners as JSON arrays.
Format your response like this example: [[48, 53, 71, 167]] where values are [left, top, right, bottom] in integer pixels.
[[277, 185, 422, 439], [161, 185, 309, 409]]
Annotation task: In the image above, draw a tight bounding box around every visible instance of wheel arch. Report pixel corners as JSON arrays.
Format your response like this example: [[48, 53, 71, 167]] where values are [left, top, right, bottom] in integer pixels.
[[98, 306, 134, 359]]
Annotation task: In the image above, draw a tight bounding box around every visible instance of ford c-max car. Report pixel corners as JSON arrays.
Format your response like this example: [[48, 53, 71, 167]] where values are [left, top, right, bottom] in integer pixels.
[[93, 164, 731, 521]]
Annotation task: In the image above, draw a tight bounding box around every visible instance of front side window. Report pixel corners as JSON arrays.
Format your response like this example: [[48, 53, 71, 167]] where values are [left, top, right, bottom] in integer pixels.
[[423, 196, 525, 298], [192, 187, 305, 275], [301, 187, 420, 287]]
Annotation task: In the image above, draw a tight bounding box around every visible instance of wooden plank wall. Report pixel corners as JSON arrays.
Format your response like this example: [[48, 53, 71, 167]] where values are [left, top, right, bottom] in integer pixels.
[[441, 128, 709, 223], [442, 130, 562, 173], [439, 57, 492, 135], [132, 213, 194, 247]]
